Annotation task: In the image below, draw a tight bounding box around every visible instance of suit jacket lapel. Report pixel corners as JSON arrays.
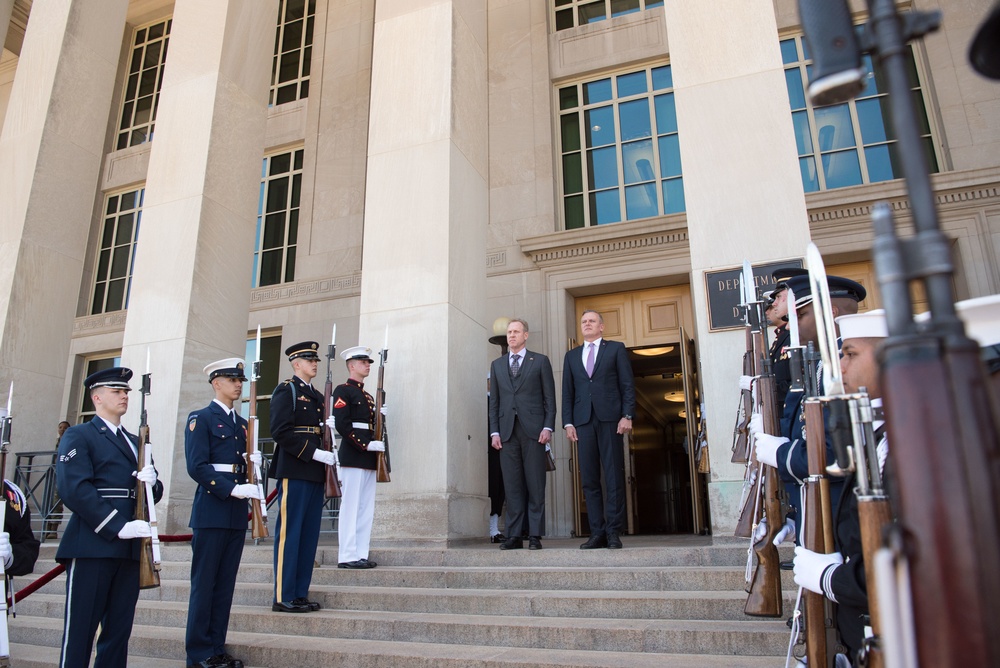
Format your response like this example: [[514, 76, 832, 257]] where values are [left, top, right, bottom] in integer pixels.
[[209, 401, 235, 436], [94, 419, 137, 464], [590, 340, 608, 375], [512, 352, 533, 390]]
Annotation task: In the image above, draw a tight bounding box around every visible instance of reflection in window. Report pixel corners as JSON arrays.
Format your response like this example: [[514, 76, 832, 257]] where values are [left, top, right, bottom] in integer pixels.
[[79, 355, 122, 423], [559, 65, 684, 229], [253, 149, 303, 287], [241, 332, 283, 442], [270, 0, 316, 106], [92, 189, 143, 314], [116, 20, 171, 150], [553, 0, 664, 31], [781, 35, 937, 192]]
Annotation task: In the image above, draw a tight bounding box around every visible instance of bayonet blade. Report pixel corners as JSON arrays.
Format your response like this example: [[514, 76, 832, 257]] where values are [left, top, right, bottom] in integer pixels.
[[805, 243, 845, 396], [788, 287, 800, 348]]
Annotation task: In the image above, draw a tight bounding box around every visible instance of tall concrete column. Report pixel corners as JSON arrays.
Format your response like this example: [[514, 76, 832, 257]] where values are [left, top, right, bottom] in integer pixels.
[[119, 0, 278, 532], [663, 1, 812, 533], [0, 0, 129, 457], [361, 0, 488, 543]]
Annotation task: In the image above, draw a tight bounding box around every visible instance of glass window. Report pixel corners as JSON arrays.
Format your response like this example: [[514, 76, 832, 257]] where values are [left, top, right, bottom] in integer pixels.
[[558, 64, 685, 228], [781, 35, 938, 192], [253, 149, 304, 287], [116, 20, 171, 150], [240, 333, 283, 443], [92, 189, 143, 314], [270, 0, 316, 105], [552, 0, 664, 31], [78, 355, 123, 423]]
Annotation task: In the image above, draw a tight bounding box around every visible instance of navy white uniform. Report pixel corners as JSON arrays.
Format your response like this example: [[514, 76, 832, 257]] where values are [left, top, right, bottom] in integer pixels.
[[332, 374, 378, 566], [56, 367, 163, 668], [270, 342, 325, 608], [3, 479, 39, 576], [184, 390, 250, 666]]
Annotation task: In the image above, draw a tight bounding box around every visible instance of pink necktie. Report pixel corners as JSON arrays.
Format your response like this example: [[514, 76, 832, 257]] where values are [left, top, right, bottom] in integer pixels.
[[585, 343, 595, 377]]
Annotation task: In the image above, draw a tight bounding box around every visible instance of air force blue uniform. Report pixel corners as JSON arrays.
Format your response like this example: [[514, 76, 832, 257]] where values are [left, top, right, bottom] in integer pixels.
[[184, 400, 250, 665], [56, 417, 163, 668]]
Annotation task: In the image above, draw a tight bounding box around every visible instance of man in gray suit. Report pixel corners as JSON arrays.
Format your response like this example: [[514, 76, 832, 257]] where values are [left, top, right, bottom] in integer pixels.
[[488, 318, 556, 551]]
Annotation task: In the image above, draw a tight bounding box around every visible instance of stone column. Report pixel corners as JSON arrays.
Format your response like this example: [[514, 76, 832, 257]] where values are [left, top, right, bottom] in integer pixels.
[[361, 0, 488, 543], [0, 0, 13, 52], [663, 0, 812, 533], [119, 0, 278, 532], [0, 0, 129, 457]]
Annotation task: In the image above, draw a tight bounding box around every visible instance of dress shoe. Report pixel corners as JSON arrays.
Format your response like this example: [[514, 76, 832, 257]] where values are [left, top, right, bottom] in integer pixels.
[[358, 558, 378, 568], [187, 657, 227, 668], [607, 533, 623, 549], [292, 597, 321, 611], [490, 533, 506, 544], [338, 560, 369, 569], [580, 534, 608, 549], [271, 601, 310, 613], [528, 536, 542, 550], [499, 536, 523, 550], [216, 653, 243, 668]]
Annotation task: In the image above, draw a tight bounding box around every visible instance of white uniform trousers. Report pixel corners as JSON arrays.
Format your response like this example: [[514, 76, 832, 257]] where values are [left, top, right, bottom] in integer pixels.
[[337, 466, 376, 563]]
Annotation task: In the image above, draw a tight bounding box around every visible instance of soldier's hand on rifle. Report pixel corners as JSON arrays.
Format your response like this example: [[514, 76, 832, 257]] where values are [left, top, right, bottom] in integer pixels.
[[753, 431, 788, 468], [367, 440, 385, 452], [136, 464, 157, 485], [380, 404, 389, 416], [748, 413, 764, 436], [739, 375, 755, 392], [312, 449, 336, 466], [118, 520, 152, 540], [751, 518, 768, 544], [231, 483, 264, 500], [0, 531, 12, 568], [325, 416, 337, 431], [246, 450, 262, 467], [773, 517, 796, 545], [793, 545, 843, 597]]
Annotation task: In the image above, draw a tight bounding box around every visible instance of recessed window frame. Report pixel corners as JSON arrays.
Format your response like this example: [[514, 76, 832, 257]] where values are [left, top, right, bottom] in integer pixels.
[[91, 188, 144, 315], [253, 149, 304, 288], [552, 0, 664, 32], [115, 19, 171, 150], [269, 0, 316, 106]]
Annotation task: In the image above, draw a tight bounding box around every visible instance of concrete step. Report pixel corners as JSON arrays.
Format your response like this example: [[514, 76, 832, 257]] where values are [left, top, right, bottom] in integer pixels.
[[11, 616, 788, 667]]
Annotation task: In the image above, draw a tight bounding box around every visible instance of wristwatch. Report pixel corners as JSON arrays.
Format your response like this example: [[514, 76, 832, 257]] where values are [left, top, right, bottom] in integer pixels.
[[623, 414, 632, 420]]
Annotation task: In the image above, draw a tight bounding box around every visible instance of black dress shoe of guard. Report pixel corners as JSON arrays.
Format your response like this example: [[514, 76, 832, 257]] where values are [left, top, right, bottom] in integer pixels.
[[580, 534, 608, 549], [216, 653, 244, 668], [528, 536, 542, 550], [490, 533, 506, 544], [499, 536, 523, 550], [607, 533, 623, 549], [292, 597, 321, 611], [338, 560, 369, 569], [187, 660, 224, 668], [271, 600, 310, 613], [358, 558, 378, 568]]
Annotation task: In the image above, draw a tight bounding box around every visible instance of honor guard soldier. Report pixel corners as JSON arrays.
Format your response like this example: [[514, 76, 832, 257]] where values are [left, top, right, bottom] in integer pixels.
[[56, 367, 162, 668], [270, 342, 330, 612], [329, 346, 385, 569], [765, 267, 808, 414], [1, 478, 39, 577], [184, 359, 262, 668]]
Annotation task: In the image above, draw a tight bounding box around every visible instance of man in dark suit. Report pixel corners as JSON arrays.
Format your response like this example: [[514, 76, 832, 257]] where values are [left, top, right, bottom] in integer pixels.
[[184, 358, 262, 668], [488, 319, 556, 551], [562, 310, 635, 549], [56, 366, 163, 668], [269, 341, 330, 613]]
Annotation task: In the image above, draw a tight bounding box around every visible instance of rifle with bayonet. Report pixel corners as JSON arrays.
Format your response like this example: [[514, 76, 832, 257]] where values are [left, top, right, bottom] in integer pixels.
[[136, 359, 161, 589], [797, 0, 1000, 665], [247, 327, 269, 540], [731, 330, 754, 464], [322, 325, 343, 499], [0, 385, 11, 665], [374, 336, 391, 483], [735, 267, 765, 539]]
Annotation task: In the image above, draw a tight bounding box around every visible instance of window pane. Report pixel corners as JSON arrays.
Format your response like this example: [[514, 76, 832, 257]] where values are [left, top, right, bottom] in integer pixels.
[[559, 86, 579, 111], [654, 93, 677, 134], [564, 195, 585, 229], [117, 213, 134, 243], [263, 212, 286, 249], [270, 153, 291, 175], [821, 149, 862, 189], [785, 69, 806, 110], [814, 104, 857, 152], [288, 209, 299, 245], [563, 153, 583, 193], [625, 182, 658, 220], [579, 1, 607, 25], [106, 279, 126, 312], [856, 98, 891, 144], [587, 146, 619, 189], [583, 78, 612, 105], [864, 144, 895, 183], [619, 99, 651, 140], [110, 246, 130, 279], [657, 134, 682, 178], [97, 249, 111, 279], [792, 110, 813, 155], [912, 90, 931, 135], [561, 114, 581, 152], [651, 65, 672, 91], [799, 157, 819, 192], [611, 0, 641, 19], [556, 8, 574, 31], [282, 19, 303, 53], [91, 284, 105, 314], [780, 39, 798, 65], [259, 249, 282, 286], [622, 139, 654, 185], [284, 246, 296, 283], [589, 189, 621, 225], [617, 71, 647, 98], [585, 106, 616, 147], [661, 178, 685, 214], [266, 177, 290, 212], [646, 0, 664, 8]]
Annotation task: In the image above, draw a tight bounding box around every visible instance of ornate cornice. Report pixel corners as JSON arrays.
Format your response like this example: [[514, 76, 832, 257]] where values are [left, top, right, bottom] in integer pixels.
[[73, 310, 127, 336], [518, 215, 688, 267], [250, 273, 362, 307]]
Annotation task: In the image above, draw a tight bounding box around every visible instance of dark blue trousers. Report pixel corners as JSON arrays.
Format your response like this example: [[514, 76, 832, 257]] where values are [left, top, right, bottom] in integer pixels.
[[576, 418, 627, 537], [59, 557, 139, 668], [185, 528, 245, 664], [273, 478, 324, 603]]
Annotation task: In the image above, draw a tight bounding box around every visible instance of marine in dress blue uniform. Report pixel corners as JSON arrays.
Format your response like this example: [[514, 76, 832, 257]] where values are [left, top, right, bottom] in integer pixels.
[[184, 359, 260, 668], [269, 342, 328, 613], [56, 367, 163, 668], [2, 479, 40, 576]]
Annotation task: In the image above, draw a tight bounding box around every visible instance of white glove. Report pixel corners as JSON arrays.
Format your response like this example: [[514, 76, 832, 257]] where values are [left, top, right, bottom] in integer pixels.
[[325, 416, 337, 431], [367, 440, 385, 452], [751, 518, 768, 544], [231, 483, 264, 500], [739, 375, 754, 392], [748, 413, 764, 436], [754, 431, 788, 468], [136, 464, 157, 485], [0, 532, 11, 568], [793, 545, 844, 597], [773, 517, 796, 545], [312, 449, 336, 466], [118, 520, 152, 540], [380, 404, 388, 416], [246, 450, 262, 467]]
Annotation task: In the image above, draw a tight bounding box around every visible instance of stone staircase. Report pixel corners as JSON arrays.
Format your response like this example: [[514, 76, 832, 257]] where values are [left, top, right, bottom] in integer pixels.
[[8, 535, 795, 667]]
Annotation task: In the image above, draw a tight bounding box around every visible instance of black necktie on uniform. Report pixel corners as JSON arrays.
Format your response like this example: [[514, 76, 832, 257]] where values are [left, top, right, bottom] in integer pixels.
[[117, 428, 136, 461]]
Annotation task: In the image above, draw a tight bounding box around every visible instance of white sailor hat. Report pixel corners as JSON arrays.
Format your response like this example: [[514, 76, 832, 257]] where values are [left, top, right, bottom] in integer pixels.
[[204, 358, 247, 381], [956, 294, 1000, 347], [341, 345, 374, 362], [836, 309, 888, 341]]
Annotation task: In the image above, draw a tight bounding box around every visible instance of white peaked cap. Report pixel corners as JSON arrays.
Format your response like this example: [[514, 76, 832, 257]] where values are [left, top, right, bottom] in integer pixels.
[[836, 309, 888, 341]]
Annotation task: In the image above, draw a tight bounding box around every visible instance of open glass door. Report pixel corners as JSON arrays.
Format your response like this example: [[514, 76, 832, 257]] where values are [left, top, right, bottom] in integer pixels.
[[680, 328, 707, 534]]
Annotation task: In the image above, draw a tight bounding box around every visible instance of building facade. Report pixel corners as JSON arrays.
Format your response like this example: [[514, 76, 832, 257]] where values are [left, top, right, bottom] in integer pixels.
[[1, 0, 997, 541]]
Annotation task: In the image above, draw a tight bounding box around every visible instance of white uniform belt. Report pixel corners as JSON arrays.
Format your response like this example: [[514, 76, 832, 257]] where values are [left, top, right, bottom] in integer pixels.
[[211, 463, 247, 473], [97, 487, 136, 499], [352, 422, 371, 430]]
